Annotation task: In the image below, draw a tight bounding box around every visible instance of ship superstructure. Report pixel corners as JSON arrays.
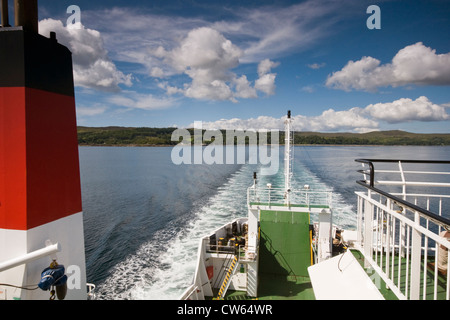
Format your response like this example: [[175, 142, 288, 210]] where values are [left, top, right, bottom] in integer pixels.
[[0, 0, 93, 300], [181, 111, 450, 300]]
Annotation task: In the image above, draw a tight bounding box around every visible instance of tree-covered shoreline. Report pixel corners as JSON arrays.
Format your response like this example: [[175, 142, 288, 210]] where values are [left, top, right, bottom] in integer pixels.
[[77, 126, 450, 146]]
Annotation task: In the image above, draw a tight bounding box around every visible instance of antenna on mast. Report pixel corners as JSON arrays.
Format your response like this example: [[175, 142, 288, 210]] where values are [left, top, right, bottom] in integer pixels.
[[284, 110, 293, 204]]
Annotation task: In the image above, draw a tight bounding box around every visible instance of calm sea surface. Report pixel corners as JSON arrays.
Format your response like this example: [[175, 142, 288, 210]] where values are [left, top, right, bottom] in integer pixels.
[[79, 145, 450, 299]]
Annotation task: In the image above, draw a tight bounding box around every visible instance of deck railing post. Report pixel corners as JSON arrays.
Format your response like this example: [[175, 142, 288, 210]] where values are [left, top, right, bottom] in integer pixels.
[[385, 199, 391, 290], [364, 199, 374, 269], [410, 211, 422, 299], [357, 195, 363, 246]]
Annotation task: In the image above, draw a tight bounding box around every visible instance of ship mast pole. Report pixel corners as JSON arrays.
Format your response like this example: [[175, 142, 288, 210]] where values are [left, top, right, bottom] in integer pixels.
[[284, 110, 292, 205], [1, 0, 10, 27]]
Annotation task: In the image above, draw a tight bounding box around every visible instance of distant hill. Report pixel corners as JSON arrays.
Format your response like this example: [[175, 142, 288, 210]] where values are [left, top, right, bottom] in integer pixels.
[[77, 127, 450, 146], [77, 126, 178, 146], [293, 130, 450, 145]]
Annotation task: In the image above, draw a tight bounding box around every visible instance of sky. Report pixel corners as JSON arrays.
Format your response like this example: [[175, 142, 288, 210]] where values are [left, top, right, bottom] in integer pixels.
[[34, 0, 450, 133]]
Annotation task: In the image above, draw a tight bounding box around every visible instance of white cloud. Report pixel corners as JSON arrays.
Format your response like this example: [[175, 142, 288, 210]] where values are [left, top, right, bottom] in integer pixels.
[[153, 27, 279, 101], [197, 109, 378, 133], [364, 96, 449, 123], [150, 67, 165, 78], [307, 63, 325, 69], [76, 1, 348, 100], [254, 59, 279, 96], [301, 86, 315, 93], [152, 27, 239, 101], [214, 1, 348, 63], [92, 1, 346, 66], [39, 19, 132, 92], [303, 108, 379, 133], [80, 7, 204, 76], [76, 105, 108, 117], [255, 73, 277, 96], [197, 116, 283, 131], [326, 42, 450, 91], [258, 59, 280, 76], [108, 91, 177, 111], [193, 96, 449, 132], [233, 75, 257, 99]]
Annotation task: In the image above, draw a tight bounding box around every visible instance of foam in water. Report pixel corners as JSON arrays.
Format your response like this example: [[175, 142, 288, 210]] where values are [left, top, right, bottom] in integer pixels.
[[93, 159, 357, 299], [93, 166, 253, 299]]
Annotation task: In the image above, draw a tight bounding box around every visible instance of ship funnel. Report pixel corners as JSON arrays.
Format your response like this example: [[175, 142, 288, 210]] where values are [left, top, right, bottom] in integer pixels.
[[14, 0, 38, 32], [0, 0, 10, 27]]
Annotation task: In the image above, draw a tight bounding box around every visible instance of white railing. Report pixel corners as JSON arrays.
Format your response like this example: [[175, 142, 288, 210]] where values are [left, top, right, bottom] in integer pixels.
[[247, 186, 332, 209], [355, 159, 450, 300], [179, 284, 201, 300]]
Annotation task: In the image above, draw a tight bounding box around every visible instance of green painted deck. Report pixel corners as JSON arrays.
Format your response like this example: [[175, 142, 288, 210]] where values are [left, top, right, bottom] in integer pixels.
[[257, 209, 315, 300], [222, 209, 316, 300], [257, 274, 315, 300], [221, 209, 448, 300], [259, 210, 312, 277], [351, 249, 448, 300], [224, 274, 315, 300], [223, 249, 448, 300]]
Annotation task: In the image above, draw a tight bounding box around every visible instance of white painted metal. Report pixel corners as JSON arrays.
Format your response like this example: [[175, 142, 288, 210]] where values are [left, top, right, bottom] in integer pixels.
[[247, 207, 259, 254], [246, 260, 258, 297], [355, 159, 450, 300], [284, 112, 293, 205], [179, 218, 251, 300], [308, 251, 384, 300], [0, 242, 60, 273], [356, 192, 450, 300], [0, 212, 88, 300], [317, 209, 332, 262], [247, 186, 332, 212]]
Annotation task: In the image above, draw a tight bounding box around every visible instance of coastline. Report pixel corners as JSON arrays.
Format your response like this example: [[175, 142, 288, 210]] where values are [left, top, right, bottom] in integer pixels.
[[77, 127, 450, 147], [78, 144, 175, 147], [78, 144, 450, 147]]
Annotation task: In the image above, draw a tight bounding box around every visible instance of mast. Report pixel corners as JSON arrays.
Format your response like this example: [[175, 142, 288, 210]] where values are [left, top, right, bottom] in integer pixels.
[[1, 0, 10, 27], [284, 110, 293, 204]]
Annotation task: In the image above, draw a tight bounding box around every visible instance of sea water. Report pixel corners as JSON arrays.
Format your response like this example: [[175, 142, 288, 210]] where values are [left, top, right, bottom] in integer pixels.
[[79, 145, 450, 299]]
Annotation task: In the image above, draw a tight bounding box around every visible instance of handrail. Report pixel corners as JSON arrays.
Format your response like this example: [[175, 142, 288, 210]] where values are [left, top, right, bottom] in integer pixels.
[[212, 252, 235, 292], [247, 186, 332, 208], [354, 158, 450, 299], [356, 159, 450, 164], [355, 191, 450, 299], [216, 256, 238, 299], [356, 159, 450, 186], [179, 284, 200, 300], [356, 180, 450, 230], [0, 242, 60, 273], [355, 159, 450, 230]]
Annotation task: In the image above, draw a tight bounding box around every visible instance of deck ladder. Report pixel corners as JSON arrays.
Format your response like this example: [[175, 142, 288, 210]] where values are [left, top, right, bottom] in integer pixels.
[[216, 256, 238, 299]]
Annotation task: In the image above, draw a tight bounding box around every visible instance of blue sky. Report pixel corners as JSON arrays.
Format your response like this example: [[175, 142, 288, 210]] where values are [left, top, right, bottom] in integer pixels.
[[36, 0, 450, 133]]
